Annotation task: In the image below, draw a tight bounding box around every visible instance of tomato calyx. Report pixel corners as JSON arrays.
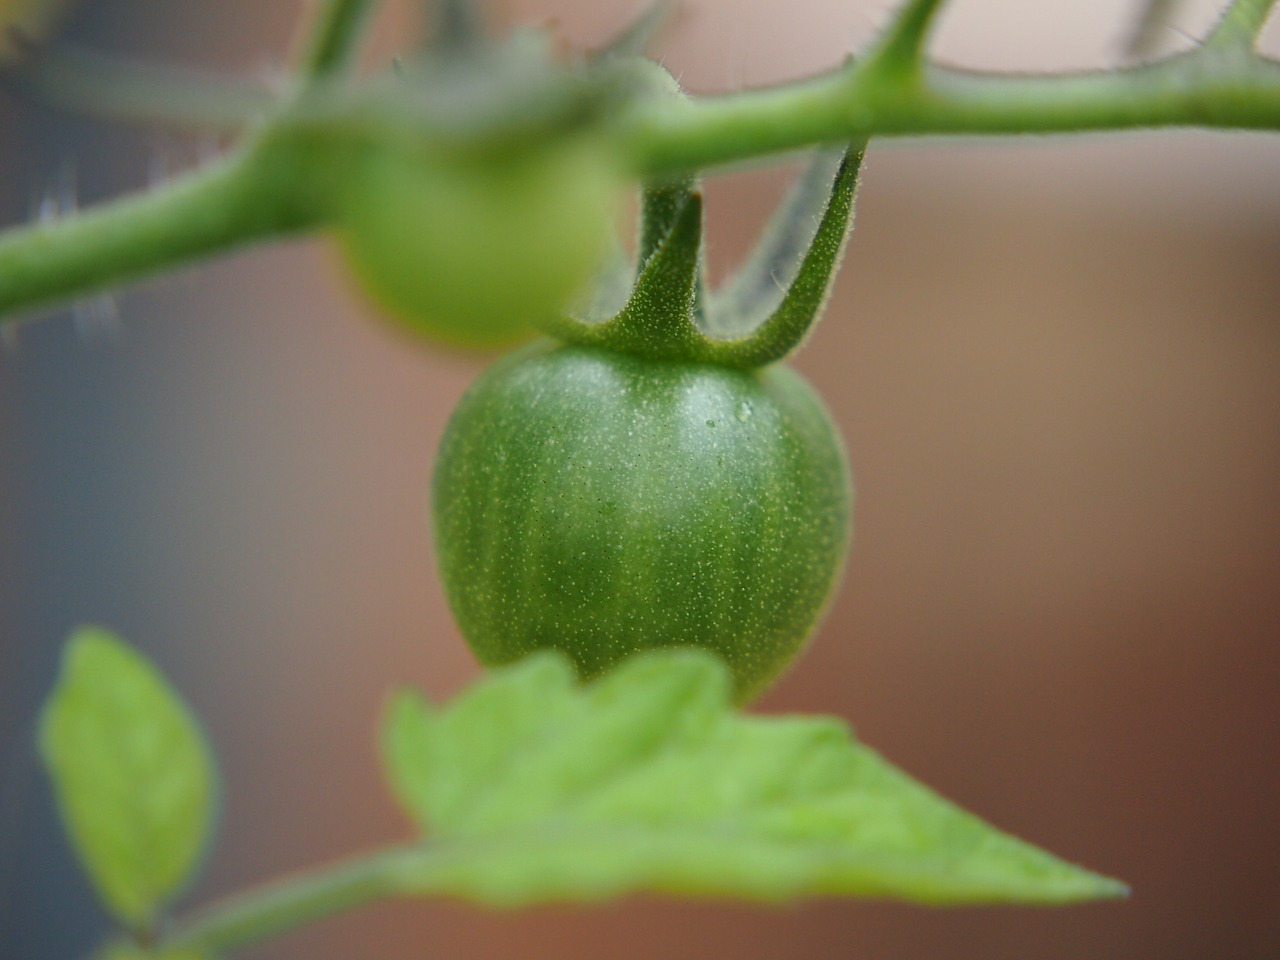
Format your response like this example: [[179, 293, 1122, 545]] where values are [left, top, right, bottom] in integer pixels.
[[537, 141, 866, 370]]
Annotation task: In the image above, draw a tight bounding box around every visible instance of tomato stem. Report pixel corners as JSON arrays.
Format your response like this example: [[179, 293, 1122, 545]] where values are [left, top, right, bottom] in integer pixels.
[[2, 2, 1280, 324], [296, 0, 381, 81], [1207, 0, 1280, 50], [0, 134, 333, 322], [148, 844, 429, 957], [537, 144, 865, 368]]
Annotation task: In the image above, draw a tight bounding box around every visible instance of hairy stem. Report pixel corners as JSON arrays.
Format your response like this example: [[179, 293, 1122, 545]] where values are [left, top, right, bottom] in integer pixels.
[[3, 4, 1280, 322], [297, 0, 381, 79], [621, 51, 1280, 174], [158, 845, 427, 956], [0, 138, 325, 321], [1206, 0, 1280, 48], [859, 0, 949, 81]]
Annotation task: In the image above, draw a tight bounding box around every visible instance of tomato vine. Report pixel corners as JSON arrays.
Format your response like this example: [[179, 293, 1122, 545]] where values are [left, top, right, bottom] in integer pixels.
[[0, 0, 1278, 324]]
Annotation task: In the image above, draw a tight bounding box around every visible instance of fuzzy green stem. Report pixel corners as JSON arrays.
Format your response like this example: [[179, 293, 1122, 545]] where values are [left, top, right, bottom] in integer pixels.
[[0, 139, 324, 321], [3, 18, 1280, 322], [158, 845, 427, 957], [1206, 0, 1279, 49], [859, 0, 950, 81], [298, 0, 381, 79], [620, 51, 1280, 175]]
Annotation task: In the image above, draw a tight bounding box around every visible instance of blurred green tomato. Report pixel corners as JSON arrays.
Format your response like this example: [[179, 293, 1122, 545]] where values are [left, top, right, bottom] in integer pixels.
[[336, 136, 619, 349]]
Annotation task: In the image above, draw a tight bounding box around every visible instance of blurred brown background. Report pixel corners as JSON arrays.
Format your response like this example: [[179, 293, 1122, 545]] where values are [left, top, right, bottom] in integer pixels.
[[2, 1, 1278, 958]]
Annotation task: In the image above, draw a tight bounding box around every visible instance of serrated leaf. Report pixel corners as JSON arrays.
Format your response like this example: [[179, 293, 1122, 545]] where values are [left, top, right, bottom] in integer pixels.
[[380, 652, 1127, 907], [39, 627, 218, 929]]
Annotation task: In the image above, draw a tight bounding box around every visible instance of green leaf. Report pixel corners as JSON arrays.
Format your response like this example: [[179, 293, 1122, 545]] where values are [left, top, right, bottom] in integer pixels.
[[39, 627, 219, 930], [380, 652, 1127, 907]]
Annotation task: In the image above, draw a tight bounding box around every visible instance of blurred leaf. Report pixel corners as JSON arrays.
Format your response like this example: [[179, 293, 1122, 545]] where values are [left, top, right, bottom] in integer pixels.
[[39, 627, 218, 929], [381, 652, 1128, 906], [381, 688, 436, 831]]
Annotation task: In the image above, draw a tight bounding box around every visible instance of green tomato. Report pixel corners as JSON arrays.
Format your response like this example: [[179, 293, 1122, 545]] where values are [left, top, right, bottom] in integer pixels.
[[337, 136, 618, 349], [432, 341, 852, 703]]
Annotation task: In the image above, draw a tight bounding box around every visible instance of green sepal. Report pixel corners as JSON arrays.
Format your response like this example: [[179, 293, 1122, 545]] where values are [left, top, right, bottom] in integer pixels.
[[379, 651, 1129, 907], [704, 144, 864, 365], [38, 628, 219, 932], [637, 175, 698, 269], [539, 142, 865, 369], [538, 184, 707, 361]]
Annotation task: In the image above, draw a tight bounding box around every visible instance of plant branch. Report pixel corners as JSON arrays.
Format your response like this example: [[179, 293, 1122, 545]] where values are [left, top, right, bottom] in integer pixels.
[[0, 138, 326, 322], [4, 5, 1280, 323], [157, 844, 428, 957], [618, 50, 1280, 175], [1205, 0, 1279, 50], [297, 0, 381, 80], [858, 0, 950, 81]]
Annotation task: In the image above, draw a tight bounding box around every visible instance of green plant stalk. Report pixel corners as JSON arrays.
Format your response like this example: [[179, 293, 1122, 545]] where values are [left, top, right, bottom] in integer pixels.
[[1209, 0, 1278, 48], [297, 0, 378, 79], [3, 20, 1280, 322], [0, 0, 372, 322], [153, 845, 425, 956], [858, 0, 949, 81], [621, 52, 1280, 173], [0, 138, 325, 320]]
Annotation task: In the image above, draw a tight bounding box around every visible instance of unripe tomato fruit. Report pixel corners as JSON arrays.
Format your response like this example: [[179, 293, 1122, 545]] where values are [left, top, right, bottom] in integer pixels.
[[337, 136, 618, 349], [432, 341, 852, 703]]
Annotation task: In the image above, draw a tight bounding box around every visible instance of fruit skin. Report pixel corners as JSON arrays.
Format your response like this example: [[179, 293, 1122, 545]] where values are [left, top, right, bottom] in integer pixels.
[[432, 340, 852, 703], [336, 136, 618, 349]]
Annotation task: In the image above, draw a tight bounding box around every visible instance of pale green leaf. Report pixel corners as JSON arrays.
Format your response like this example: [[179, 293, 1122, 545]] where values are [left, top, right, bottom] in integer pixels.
[[39, 627, 218, 929], [381, 652, 1127, 907]]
